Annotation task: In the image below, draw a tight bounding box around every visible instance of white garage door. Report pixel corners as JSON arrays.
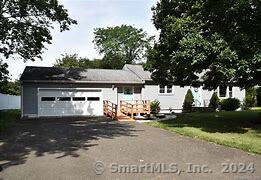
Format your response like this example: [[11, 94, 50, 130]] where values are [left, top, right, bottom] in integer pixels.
[[38, 89, 103, 116]]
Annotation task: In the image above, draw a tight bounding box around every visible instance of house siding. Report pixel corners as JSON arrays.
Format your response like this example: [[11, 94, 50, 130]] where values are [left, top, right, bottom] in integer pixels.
[[233, 87, 245, 101], [143, 85, 245, 112], [22, 84, 38, 116], [22, 82, 117, 117], [116, 86, 142, 105], [142, 85, 190, 110]]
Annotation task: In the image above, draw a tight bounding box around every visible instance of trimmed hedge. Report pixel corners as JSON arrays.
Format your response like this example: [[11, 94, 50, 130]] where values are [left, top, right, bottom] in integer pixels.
[[220, 98, 240, 111]]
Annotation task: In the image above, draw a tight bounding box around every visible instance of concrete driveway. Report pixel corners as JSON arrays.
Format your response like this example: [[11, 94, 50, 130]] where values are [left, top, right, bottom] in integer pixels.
[[0, 117, 260, 180]]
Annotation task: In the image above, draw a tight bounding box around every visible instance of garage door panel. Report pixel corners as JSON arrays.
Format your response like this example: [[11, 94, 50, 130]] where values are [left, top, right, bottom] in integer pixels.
[[38, 89, 103, 116]]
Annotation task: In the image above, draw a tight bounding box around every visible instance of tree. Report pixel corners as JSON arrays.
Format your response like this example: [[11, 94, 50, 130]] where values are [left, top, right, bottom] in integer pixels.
[[0, 0, 77, 62], [54, 53, 103, 69], [0, 80, 20, 95], [182, 89, 194, 112], [0, 60, 8, 82], [93, 25, 153, 65], [99, 53, 125, 69], [208, 92, 220, 110], [146, 0, 261, 89]]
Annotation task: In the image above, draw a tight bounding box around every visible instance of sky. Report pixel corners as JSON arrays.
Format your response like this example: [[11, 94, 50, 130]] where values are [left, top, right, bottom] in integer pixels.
[[3, 0, 159, 81]]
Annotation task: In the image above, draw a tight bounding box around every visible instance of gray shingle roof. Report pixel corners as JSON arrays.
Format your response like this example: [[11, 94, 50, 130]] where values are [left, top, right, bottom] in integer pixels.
[[20, 66, 143, 84], [123, 64, 152, 81]]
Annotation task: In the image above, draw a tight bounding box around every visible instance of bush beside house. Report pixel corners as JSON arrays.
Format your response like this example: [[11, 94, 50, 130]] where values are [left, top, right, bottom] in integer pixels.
[[182, 89, 194, 112], [256, 87, 261, 107], [208, 92, 220, 111], [220, 98, 241, 111], [150, 100, 160, 114]]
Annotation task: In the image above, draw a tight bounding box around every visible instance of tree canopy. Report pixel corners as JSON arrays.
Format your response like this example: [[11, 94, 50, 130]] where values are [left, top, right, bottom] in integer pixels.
[[146, 0, 261, 89], [54, 53, 128, 69], [0, 0, 77, 62], [0, 80, 20, 95], [0, 60, 20, 95], [54, 54, 103, 69], [93, 25, 153, 65], [0, 60, 8, 82]]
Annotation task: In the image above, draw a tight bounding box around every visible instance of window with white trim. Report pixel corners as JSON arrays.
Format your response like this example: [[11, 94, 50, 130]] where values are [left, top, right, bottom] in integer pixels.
[[159, 85, 173, 94], [167, 85, 172, 93], [159, 85, 165, 93], [219, 86, 227, 97], [229, 86, 233, 97]]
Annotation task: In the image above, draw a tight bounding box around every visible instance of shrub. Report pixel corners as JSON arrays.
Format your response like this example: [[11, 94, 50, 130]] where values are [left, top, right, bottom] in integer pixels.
[[183, 89, 194, 112], [256, 87, 261, 107], [208, 92, 220, 110], [244, 87, 257, 108], [150, 100, 160, 114], [242, 87, 257, 110], [220, 98, 241, 111]]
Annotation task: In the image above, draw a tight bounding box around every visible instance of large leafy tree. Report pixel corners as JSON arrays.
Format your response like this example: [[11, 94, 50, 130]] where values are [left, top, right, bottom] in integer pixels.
[[146, 0, 261, 89], [0, 0, 77, 61], [0, 60, 20, 95], [0, 60, 8, 82], [54, 54, 103, 69], [54, 53, 125, 69], [93, 25, 153, 65], [0, 80, 20, 95]]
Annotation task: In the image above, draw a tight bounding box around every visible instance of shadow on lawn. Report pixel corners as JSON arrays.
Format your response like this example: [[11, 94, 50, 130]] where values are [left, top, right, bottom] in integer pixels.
[[161, 111, 261, 134], [0, 117, 139, 170]]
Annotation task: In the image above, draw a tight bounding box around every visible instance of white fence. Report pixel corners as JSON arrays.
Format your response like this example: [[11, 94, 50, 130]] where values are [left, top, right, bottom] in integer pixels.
[[0, 93, 20, 110]]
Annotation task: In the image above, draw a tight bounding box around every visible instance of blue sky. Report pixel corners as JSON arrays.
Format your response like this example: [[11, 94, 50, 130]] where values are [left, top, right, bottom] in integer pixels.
[[5, 0, 159, 80]]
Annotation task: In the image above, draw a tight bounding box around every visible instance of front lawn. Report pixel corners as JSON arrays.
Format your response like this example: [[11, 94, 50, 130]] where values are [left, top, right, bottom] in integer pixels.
[[147, 110, 261, 154], [0, 109, 21, 132]]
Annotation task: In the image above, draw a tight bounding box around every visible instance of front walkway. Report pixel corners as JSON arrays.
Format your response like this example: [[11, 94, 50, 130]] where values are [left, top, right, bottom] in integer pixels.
[[0, 117, 260, 179]]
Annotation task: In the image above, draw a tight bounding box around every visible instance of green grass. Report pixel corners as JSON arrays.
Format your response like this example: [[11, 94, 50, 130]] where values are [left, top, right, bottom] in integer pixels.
[[251, 107, 261, 111], [147, 110, 261, 154], [0, 109, 21, 132]]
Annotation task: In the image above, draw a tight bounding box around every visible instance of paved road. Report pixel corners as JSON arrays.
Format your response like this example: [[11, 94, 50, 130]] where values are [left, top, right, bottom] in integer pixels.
[[0, 117, 260, 180]]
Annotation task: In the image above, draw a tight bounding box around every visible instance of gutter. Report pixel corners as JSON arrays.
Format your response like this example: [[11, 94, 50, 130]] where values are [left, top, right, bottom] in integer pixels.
[[21, 80, 144, 84]]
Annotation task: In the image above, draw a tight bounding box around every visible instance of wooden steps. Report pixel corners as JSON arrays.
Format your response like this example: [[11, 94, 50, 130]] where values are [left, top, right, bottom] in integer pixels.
[[103, 100, 150, 122], [116, 111, 135, 121]]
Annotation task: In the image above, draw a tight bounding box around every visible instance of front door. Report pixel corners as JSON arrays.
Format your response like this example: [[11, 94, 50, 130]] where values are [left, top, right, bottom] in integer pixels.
[[191, 87, 202, 107], [123, 87, 133, 101]]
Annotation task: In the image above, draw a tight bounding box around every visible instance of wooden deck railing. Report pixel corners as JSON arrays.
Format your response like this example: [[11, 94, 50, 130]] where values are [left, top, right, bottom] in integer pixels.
[[120, 100, 150, 119], [103, 100, 118, 120]]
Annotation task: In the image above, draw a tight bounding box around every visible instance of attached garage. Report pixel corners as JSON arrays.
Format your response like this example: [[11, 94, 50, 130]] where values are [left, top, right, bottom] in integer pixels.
[[20, 66, 143, 118], [38, 89, 103, 116]]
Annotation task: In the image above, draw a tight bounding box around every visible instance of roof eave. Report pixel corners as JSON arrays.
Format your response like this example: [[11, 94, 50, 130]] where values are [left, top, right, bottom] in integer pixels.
[[21, 80, 144, 84]]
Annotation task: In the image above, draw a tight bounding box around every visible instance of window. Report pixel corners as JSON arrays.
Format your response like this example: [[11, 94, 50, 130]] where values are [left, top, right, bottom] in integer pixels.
[[229, 86, 233, 98], [57, 97, 71, 101], [219, 86, 227, 97], [167, 85, 172, 93], [72, 97, 86, 101], [124, 87, 133, 95], [41, 97, 55, 101], [159, 85, 165, 93], [159, 85, 173, 94], [87, 97, 100, 101]]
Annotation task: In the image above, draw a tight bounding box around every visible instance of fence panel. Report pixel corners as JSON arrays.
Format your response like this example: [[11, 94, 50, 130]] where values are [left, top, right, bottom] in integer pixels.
[[0, 93, 20, 110]]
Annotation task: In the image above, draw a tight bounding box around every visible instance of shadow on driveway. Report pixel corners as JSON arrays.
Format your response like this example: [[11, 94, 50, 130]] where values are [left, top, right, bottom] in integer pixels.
[[0, 117, 139, 170]]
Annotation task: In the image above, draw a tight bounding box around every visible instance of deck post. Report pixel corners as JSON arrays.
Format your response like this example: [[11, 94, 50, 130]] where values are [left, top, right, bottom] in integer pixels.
[[115, 104, 118, 119], [131, 104, 134, 119]]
